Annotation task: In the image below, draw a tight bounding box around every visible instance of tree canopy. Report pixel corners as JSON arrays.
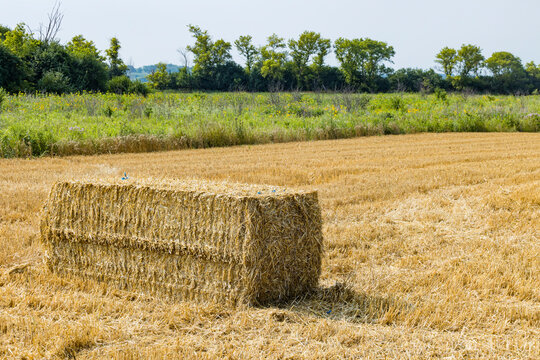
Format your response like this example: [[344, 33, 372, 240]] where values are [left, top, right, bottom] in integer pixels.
[[1, 16, 539, 95], [334, 37, 394, 91]]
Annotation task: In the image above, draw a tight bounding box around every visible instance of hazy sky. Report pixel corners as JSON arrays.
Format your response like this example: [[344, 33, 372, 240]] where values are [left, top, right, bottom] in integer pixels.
[[2, 0, 539, 70]]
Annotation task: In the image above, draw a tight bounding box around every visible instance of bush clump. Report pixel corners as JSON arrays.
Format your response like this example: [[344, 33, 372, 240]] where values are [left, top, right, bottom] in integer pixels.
[[107, 76, 149, 96], [38, 71, 71, 94]]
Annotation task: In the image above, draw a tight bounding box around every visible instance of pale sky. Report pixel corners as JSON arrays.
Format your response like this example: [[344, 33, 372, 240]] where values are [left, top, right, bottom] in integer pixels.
[[1, 0, 539, 70]]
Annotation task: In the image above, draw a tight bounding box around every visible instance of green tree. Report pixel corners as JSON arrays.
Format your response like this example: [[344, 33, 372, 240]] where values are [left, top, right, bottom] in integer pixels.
[[187, 25, 231, 72], [361, 38, 395, 87], [213, 61, 246, 91], [334, 38, 363, 86], [313, 38, 331, 69], [234, 35, 258, 73], [435, 47, 457, 77], [66, 35, 104, 61], [288, 31, 331, 89], [485, 51, 522, 76], [334, 37, 394, 90], [260, 34, 287, 86], [146, 62, 171, 90], [485, 51, 528, 93], [526, 61, 540, 92], [525, 61, 540, 78], [0, 25, 10, 41], [31, 42, 71, 87], [69, 53, 108, 92], [0, 44, 25, 92], [1, 23, 39, 58], [66, 35, 108, 92], [186, 25, 213, 73], [105, 37, 128, 78], [211, 39, 232, 66], [186, 25, 233, 88], [317, 66, 345, 90], [457, 44, 484, 77], [312, 37, 331, 89]]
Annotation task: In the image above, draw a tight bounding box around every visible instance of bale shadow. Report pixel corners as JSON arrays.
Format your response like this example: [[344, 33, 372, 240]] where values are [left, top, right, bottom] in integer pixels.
[[265, 282, 410, 325]]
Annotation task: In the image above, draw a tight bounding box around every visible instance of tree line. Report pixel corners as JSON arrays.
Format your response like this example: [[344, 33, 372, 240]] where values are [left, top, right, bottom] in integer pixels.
[[148, 27, 540, 94], [2, 20, 540, 94], [0, 22, 148, 95]]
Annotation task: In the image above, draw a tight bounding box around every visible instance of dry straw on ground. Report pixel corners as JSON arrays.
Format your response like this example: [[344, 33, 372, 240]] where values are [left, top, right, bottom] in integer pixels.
[[1, 133, 538, 359], [40, 178, 323, 305]]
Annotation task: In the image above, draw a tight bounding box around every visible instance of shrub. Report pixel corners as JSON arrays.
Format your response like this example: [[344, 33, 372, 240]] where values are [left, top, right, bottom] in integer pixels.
[[107, 75, 131, 94], [108, 76, 149, 95], [37, 71, 71, 94], [0, 44, 25, 92], [434, 87, 448, 102], [128, 80, 149, 96]]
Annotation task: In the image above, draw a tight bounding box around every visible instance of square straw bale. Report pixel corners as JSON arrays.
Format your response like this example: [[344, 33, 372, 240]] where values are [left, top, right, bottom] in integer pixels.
[[40, 178, 323, 305]]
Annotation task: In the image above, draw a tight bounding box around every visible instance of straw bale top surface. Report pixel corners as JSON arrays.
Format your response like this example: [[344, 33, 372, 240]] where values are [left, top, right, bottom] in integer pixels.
[[58, 177, 314, 198]]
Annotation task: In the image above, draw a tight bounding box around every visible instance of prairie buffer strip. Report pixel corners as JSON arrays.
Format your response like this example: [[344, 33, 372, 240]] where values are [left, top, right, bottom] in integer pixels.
[[1, 92, 540, 158], [0, 133, 538, 359]]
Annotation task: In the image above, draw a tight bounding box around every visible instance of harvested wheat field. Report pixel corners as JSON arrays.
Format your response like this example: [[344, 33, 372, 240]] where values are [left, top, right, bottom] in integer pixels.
[[0, 133, 539, 359]]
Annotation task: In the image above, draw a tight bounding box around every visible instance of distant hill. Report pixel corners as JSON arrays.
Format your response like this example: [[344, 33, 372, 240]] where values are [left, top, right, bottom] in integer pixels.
[[127, 64, 187, 82]]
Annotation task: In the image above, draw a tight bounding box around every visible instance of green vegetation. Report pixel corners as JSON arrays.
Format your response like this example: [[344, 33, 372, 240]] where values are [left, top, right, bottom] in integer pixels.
[[2, 3, 540, 95], [0, 92, 538, 158], [0, 9, 149, 96]]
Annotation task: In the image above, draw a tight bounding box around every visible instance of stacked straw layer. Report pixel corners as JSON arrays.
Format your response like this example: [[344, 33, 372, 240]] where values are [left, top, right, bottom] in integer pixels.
[[40, 179, 323, 305]]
